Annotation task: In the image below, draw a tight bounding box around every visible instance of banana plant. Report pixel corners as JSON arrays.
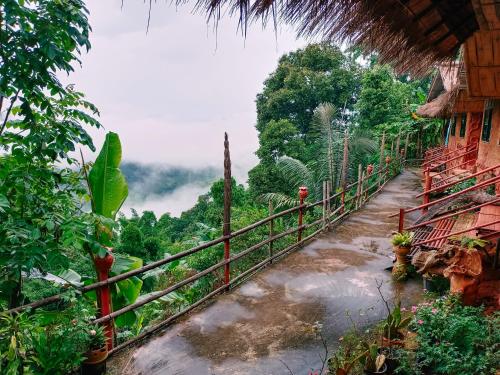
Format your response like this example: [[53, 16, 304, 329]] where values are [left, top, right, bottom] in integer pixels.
[[85, 132, 143, 328]]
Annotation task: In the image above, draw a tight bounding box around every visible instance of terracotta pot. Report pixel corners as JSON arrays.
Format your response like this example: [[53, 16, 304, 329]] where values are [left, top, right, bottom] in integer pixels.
[[81, 347, 108, 375], [449, 273, 475, 294], [394, 245, 410, 265]]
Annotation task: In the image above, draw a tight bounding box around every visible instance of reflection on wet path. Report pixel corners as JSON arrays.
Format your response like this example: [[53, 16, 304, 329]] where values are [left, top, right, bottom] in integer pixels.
[[110, 169, 423, 375]]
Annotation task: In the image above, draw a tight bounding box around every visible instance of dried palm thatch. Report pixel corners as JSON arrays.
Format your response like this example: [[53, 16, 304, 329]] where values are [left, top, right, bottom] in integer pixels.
[[183, 0, 478, 75], [416, 84, 460, 118]]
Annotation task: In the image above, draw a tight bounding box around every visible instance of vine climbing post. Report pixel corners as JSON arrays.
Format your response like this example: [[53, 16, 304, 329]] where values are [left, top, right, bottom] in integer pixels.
[[223, 133, 232, 288], [298, 186, 308, 242], [94, 253, 115, 351]]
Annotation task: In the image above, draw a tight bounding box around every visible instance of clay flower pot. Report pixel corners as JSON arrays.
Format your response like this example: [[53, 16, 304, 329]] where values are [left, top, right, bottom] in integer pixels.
[[81, 347, 108, 375], [394, 245, 411, 264]]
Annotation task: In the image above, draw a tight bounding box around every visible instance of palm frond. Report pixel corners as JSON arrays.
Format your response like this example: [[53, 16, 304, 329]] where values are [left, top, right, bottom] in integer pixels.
[[259, 192, 300, 209], [276, 156, 314, 188]]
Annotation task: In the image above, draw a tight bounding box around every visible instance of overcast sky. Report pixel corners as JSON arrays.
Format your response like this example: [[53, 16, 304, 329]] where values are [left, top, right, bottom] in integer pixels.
[[70, 0, 306, 184]]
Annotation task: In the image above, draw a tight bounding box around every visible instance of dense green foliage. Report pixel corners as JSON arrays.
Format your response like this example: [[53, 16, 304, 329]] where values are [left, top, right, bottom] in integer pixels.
[[0, 0, 100, 309], [396, 296, 500, 375], [328, 295, 499, 375]]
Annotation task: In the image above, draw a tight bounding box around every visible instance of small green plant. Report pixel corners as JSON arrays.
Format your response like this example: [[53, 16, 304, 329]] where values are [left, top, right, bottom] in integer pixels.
[[459, 236, 489, 251], [391, 232, 414, 247], [84, 325, 106, 351], [382, 302, 412, 339]]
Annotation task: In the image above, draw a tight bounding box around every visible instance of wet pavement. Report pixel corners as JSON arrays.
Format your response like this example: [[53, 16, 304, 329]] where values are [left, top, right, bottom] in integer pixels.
[[110, 169, 423, 375]]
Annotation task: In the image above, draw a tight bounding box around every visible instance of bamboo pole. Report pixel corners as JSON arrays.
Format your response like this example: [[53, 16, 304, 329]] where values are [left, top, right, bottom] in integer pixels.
[[356, 163, 362, 209], [379, 132, 385, 186], [340, 129, 349, 189], [326, 180, 331, 228], [268, 201, 274, 264], [223, 133, 232, 288], [322, 181, 327, 231]]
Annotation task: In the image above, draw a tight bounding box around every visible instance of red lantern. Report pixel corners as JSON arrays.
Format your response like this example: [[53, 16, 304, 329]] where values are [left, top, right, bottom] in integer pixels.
[[299, 186, 309, 200], [367, 164, 374, 175], [385, 156, 391, 164]]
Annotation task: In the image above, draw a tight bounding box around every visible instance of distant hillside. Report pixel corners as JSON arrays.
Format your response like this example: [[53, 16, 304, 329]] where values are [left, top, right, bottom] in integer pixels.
[[121, 162, 220, 201]]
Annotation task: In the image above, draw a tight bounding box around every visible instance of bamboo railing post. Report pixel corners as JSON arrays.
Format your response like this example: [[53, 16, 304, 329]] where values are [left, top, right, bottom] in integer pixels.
[[322, 181, 327, 231], [223, 133, 232, 288], [341, 130, 349, 189], [361, 171, 366, 205], [298, 186, 308, 242], [379, 132, 385, 187], [268, 201, 274, 264], [390, 140, 394, 158], [326, 180, 331, 227], [356, 163, 362, 209]]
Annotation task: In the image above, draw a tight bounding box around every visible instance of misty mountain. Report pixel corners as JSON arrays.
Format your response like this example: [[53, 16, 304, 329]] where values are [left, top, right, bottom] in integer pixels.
[[121, 162, 220, 201]]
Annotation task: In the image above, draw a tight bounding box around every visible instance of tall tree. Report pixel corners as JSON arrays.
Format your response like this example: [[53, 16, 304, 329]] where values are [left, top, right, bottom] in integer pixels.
[[249, 43, 361, 196]]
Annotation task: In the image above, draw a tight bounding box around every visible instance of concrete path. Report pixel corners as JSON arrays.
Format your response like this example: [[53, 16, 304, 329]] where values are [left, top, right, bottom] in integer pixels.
[[110, 169, 423, 375]]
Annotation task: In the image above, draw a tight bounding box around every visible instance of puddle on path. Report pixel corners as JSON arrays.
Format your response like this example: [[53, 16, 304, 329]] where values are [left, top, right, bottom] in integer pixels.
[[109, 169, 424, 375]]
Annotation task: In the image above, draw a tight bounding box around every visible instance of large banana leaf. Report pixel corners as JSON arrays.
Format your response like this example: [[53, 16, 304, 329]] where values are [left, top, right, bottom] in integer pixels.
[[89, 132, 128, 220], [110, 253, 143, 328]]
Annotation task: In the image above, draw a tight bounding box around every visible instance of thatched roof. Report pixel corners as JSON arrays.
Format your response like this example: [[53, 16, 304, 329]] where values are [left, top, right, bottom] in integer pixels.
[[427, 63, 460, 101], [189, 0, 479, 75], [416, 88, 458, 118]]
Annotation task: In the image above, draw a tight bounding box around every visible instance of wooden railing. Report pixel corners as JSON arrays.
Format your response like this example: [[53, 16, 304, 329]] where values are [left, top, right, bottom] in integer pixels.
[[4, 157, 404, 355]]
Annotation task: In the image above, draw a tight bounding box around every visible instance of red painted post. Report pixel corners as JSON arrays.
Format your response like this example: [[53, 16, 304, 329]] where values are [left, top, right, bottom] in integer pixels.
[[423, 167, 431, 213], [223, 133, 231, 287], [94, 253, 114, 351], [298, 186, 308, 242], [398, 208, 405, 233]]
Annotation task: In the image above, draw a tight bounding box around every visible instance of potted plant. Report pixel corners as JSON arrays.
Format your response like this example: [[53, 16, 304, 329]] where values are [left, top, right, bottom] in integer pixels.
[[381, 302, 411, 347], [358, 342, 387, 374], [81, 325, 107, 375], [391, 232, 413, 258]]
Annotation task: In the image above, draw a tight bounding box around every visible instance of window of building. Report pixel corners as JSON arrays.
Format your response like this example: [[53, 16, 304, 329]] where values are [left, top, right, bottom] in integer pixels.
[[459, 113, 467, 138], [482, 108, 493, 142], [451, 115, 457, 136]]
